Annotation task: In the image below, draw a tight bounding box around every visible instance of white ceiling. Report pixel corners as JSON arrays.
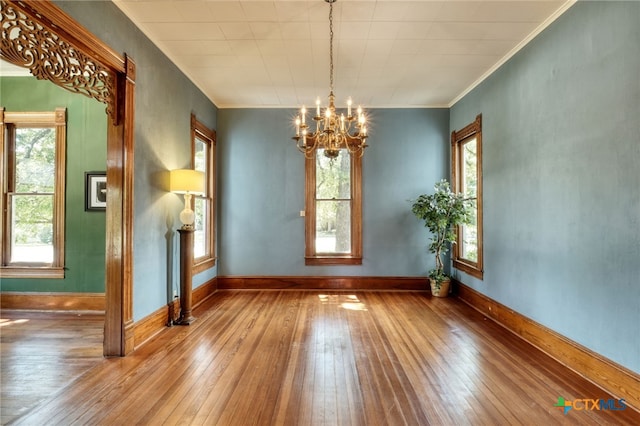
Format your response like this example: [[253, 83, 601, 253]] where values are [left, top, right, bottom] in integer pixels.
[[0, 59, 30, 76], [117, 1, 573, 108]]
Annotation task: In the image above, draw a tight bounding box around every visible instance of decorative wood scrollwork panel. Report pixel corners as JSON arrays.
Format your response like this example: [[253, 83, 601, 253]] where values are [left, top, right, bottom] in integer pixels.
[[0, 0, 116, 121]]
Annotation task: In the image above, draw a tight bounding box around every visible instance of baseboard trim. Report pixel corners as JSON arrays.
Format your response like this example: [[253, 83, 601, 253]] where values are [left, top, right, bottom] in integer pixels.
[[0, 291, 105, 311], [132, 277, 218, 350], [132, 305, 169, 350], [455, 281, 640, 412], [217, 276, 428, 291], [193, 278, 218, 306]]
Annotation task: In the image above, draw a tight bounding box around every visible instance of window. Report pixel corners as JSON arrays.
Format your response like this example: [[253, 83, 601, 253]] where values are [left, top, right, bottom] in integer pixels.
[[451, 114, 483, 279], [1, 108, 67, 278], [305, 148, 362, 265], [191, 114, 216, 273]]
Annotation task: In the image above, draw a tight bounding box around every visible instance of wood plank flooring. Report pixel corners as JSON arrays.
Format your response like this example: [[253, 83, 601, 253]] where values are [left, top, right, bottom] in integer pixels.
[[0, 310, 104, 425], [3, 291, 639, 425]]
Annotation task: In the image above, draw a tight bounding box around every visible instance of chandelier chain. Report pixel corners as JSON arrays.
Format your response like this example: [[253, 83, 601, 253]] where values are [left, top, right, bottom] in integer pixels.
[[291, 0, 368, 159], [329, 0, 334, 93]]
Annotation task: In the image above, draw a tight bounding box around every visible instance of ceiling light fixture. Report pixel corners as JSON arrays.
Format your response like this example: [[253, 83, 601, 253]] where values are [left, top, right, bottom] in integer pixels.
[[292, 0, 368, 159]]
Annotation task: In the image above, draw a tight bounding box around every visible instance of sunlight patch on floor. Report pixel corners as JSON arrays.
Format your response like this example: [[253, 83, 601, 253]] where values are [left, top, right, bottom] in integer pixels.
[[0, 318, 30, 327], [318, 294, 367, 311]]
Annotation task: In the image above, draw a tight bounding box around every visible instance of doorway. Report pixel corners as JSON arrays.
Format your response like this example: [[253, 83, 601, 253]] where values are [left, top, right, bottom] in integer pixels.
[[0, 0, 135, 356]]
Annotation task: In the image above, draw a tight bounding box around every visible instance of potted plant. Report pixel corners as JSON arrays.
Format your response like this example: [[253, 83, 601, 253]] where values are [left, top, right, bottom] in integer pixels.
[[411, 179, 472, 297]]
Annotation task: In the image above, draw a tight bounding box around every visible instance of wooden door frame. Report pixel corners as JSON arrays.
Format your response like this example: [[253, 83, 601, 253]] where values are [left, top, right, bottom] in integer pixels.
[[1, 0, 135, 356]]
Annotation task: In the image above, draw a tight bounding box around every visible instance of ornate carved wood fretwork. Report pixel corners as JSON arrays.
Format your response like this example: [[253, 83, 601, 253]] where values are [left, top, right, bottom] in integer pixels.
[[0, 0, 116, 121]]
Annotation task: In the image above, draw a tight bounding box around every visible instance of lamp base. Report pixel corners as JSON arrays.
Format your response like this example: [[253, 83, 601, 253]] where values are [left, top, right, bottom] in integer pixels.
[[174, 315, 196, 326], [179, 193, 195, 227]]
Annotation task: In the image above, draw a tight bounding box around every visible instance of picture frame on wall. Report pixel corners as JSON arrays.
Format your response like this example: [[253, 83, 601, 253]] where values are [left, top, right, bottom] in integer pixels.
[[85, 171, 107, 211]]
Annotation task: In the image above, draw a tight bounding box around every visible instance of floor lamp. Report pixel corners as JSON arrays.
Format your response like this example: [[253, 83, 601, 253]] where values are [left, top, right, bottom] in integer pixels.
[[169, 169, 205, 325]]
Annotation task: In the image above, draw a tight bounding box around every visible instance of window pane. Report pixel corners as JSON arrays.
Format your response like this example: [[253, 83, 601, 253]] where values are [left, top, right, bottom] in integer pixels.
[[15, 127, 56, 193], [10, 194, 54, 263], [316, 149, 350, 200], [461, 199, 478, 262], [194, 137, 206, 173], [193, 196, 206, 258], [316, 200, 351, 253], [193, 136, 208, 259], [461, 138, 478, 261], [462, 138, 477, 198]]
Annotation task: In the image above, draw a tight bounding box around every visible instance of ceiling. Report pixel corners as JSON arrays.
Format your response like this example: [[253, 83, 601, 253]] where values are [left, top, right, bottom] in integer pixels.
[[16, 1, 576, 108], [0, 59, 29, 76]]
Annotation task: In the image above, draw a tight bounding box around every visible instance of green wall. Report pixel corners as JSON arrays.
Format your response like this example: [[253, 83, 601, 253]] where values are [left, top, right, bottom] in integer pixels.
[[450, 1, 640, 373], [1, 76, 107, 293]]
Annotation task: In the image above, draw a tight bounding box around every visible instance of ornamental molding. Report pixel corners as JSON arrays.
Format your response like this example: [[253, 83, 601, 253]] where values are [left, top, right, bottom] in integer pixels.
[[0, 0, 116, 121]]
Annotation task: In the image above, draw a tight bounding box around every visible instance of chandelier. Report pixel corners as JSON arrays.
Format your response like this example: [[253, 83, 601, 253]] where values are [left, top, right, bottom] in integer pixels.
[[292, 0, 368, 160]]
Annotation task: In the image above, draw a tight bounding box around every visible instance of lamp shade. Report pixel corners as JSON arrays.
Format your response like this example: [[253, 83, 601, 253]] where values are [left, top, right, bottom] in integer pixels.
[[169, 169, 205, 194]]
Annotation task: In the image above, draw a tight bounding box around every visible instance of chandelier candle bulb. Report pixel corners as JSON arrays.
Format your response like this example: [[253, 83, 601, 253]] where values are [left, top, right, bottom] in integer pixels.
[[301, 106, 306, 124], [340, 113, 345, 131], [295, 116, 301, 136], [347, 98, 352, 117], [316, 98, 321, 117]]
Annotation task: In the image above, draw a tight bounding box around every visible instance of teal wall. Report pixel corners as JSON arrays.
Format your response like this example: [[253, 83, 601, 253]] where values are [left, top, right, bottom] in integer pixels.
[[53, 1, 218, 320], [217, 108, 449, 276], [0, 76, 107, 293], [450, 1, 640, 373]]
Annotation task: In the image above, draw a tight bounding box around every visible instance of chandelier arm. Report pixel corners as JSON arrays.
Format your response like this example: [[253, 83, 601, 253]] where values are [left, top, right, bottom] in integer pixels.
[[304, 135, 320, 151], [297, 141, 318, 159], [344, 135, 367, 153], [303, 144, 317, 159]]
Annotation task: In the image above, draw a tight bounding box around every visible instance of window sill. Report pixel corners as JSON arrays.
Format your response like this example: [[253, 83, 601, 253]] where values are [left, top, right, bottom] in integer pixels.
[[193, 257, 216, 274], [305, 256, 362, 266], [453, 259, 483, 280], [0, 266, 65, 279]]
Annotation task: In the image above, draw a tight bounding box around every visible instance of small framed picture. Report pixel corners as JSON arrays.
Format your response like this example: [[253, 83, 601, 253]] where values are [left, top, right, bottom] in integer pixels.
[[85, 172, 107, 211]]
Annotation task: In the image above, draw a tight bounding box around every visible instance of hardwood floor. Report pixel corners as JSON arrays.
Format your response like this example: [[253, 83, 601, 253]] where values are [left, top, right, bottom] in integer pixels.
[[0, 310, 103, 425], [3, 291, 639, 425]]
